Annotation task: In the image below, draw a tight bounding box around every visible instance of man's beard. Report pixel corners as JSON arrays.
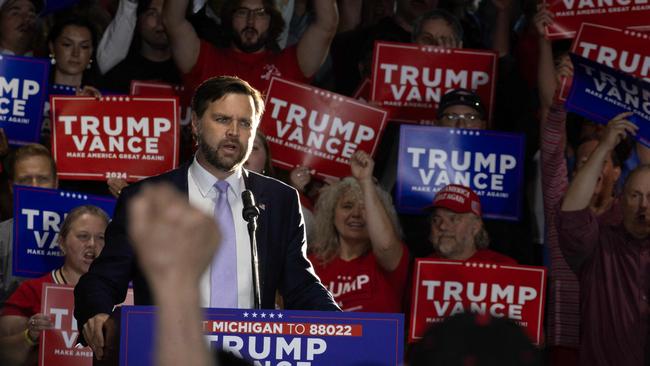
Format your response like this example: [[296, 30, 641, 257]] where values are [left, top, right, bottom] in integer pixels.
[[197, 133, 247, 172], [232, 27, 269, 53]]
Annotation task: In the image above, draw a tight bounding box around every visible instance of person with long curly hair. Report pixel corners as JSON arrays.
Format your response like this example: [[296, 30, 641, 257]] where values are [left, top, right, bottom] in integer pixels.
[[309, 150, 409, 313]]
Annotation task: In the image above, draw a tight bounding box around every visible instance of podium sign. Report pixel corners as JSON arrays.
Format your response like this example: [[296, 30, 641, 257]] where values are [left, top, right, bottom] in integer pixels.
[[409, 259, 546, 344], [119, 306, 404, 366]]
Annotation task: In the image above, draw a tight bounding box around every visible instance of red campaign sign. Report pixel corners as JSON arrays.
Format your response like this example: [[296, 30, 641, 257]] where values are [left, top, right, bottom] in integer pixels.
[[260, 77, 388, 180], [558, 23, 650, 100], [40, 284, 134, 366], [544, 0, 650, 40], [409, 259, 546, 344], [130, 80, 192, 126], [51, 96, 179, 182], [370, 41, 497, 124]]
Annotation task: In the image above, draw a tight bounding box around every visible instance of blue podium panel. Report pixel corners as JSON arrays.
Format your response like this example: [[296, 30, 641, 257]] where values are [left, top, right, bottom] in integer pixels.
[[119, 306, 404, 366]]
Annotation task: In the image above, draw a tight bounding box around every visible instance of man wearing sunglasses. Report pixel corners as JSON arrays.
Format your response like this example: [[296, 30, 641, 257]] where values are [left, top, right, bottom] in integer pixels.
[[163, 0, 337, 94]]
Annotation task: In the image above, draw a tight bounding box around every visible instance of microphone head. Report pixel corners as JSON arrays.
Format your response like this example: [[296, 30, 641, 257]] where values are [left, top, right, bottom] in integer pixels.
[[242, 190, 260, 221]]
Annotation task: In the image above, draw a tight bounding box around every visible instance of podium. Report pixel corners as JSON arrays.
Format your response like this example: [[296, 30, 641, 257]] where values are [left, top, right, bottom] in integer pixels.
[[96, 306, 404, 366]]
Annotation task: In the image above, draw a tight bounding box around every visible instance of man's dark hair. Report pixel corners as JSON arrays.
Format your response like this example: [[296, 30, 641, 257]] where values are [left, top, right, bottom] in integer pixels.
[[191, 75, 265, 120], [6, 143, 56, 181], [411, 9, 463, 44], [220, 0, 285, 52]]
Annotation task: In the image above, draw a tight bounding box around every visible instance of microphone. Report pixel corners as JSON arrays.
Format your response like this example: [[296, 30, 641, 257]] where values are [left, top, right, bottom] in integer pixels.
[[242, 190, 260, 222], [241, 189, 261, 309]]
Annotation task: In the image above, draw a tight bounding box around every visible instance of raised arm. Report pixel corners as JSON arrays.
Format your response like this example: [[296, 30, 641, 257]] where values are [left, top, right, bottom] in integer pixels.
[[535, 5, 558, 113], [296, 0, 338, 78], [491, 0, 514, 57], [96, 0, 138, 75], [162, 0, 201, 74], [350, 151, 403, 271], [129, 183, 219, 366], [561, 112, 638, 211]]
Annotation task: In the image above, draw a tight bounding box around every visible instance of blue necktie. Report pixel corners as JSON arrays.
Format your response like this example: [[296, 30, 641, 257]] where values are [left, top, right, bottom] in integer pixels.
[[210, 180, 238, 308]]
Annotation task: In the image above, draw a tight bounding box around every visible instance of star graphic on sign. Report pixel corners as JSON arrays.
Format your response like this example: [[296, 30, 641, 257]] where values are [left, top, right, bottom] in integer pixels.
[[261, 313, 267, 318], [243, 312, 249, 318], [277, 313, 284, 319], [252, 312, 258, 318], [269, 313, 275, 319]]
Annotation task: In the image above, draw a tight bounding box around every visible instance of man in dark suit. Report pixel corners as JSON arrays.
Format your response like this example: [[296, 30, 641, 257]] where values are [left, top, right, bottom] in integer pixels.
[[74, 76, 339, 360]]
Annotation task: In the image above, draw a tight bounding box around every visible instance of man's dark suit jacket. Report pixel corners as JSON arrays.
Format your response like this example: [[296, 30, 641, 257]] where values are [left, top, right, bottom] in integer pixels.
[[74, 161, 339, 328]]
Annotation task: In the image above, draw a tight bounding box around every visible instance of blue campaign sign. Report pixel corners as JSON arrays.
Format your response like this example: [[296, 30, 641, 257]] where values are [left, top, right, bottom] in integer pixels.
[[0, 55, 50, 145], [119, 306, 404, 366], [12, 186, 116, 278], [566, 54, 650, 148], [396, 125, 525, 220]]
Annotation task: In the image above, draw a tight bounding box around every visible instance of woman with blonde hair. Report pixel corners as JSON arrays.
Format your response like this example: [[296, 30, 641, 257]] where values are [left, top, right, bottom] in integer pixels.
[[309, 150, 409, 313], [0, 205, 109, 366]]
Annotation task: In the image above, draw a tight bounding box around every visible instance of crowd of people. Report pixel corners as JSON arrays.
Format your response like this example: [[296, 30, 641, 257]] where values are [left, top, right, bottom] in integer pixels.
[[0, 0, 647, 365]]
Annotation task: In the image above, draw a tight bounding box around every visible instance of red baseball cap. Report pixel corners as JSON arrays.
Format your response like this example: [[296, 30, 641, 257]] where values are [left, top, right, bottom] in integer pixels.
[[430, 184, 482, 216]]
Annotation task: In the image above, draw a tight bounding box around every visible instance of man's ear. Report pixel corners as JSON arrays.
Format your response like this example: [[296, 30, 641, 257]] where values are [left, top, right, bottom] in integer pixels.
[[191, 111, 199, 136]]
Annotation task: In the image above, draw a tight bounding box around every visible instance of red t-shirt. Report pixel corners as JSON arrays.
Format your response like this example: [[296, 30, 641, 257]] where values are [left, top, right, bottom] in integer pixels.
[[183, 40, 308, 95], [310, 245, 410, 313], [1, 271, 56, 317], [429, 248, 517, 264]]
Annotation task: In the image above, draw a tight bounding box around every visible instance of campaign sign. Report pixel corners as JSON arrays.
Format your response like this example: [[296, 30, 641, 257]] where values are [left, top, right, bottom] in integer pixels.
[[409, 259, 546, 344], [396, 125, 525, 220], [119, 306, 404, 366], [40, 284, 93, 366], [0, 55, 50, 145], [566, 54, 650, 147], [40, 284, 135, 366], [130, 80, 192, 126], [261, 77, 388, 180], [12, 185, 116, 278], [51, 96, 179, 182], [543, 0, 650, 39], [558, 23, 650, 101], [370, 41, 497, 124]]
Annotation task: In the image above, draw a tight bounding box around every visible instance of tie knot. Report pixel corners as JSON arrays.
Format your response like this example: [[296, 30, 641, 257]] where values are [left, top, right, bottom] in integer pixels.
[[215, 180, 229, 194]]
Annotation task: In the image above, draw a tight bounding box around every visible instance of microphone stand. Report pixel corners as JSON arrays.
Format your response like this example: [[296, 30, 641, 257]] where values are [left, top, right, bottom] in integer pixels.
[[242, 191, 261, 309], [247, 217, 261, 309]]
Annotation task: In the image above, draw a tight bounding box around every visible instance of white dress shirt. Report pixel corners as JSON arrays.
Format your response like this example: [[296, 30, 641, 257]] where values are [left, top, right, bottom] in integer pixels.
[[188, 158, 253, 308]]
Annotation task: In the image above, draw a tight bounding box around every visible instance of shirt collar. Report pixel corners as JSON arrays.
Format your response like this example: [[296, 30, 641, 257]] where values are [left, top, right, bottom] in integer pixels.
[[189, 157, 243, 198]]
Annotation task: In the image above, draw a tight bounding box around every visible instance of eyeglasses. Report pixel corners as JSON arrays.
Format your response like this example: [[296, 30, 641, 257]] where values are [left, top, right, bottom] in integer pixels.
[[233, 7, 270, 20]]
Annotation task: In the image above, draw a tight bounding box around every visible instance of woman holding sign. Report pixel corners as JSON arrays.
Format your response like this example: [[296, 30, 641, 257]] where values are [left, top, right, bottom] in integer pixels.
[[309, 151, 409, 313], [0, 205, 109, 366]]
